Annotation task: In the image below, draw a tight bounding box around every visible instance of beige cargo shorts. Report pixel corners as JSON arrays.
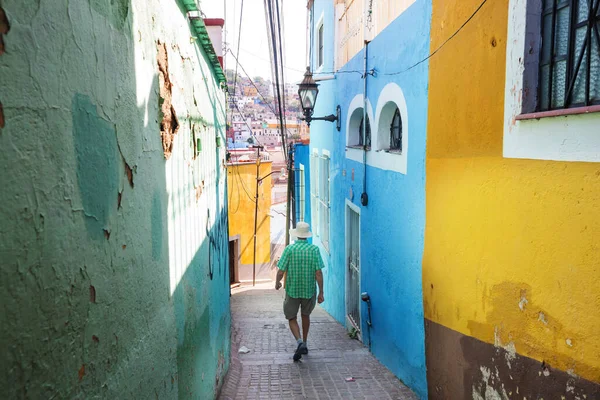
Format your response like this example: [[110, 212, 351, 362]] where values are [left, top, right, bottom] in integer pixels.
[[283, 294, 316, 320]]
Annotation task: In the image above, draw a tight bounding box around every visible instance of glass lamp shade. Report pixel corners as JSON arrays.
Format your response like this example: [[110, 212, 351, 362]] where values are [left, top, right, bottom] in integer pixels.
[[297, 67, 319, 115]]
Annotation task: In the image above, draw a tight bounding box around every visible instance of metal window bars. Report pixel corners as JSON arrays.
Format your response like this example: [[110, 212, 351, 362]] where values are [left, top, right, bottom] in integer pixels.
[[539, 0, 600, 111]]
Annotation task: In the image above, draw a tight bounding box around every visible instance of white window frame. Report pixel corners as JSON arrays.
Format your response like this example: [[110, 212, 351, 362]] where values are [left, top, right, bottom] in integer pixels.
[[503, 0, 600, 163], [298, 164, 306, 222], [345, 83, 409, 175], [315, 12, 325, 72], [345, 94, 375, 156], [310, 149, 320, 237], [318, 151, 331, 252]]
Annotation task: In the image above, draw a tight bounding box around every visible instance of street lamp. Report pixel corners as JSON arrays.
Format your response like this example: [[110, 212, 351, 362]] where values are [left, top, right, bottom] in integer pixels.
[[297, 67, 341, 131]]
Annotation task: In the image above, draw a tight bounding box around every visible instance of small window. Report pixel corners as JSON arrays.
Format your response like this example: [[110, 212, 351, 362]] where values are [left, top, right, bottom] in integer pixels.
[[534, 0, 600, 111], [389, 108, 402, 152], [317, 23, 324, 68], [358, 116, 371, 148]]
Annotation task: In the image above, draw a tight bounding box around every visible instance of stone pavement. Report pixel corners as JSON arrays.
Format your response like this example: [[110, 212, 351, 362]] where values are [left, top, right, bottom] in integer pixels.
[[218, 285, 418, 400]]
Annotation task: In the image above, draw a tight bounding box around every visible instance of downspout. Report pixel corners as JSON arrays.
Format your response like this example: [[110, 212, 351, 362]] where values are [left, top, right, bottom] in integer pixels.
[[360, 0, 370, 207]]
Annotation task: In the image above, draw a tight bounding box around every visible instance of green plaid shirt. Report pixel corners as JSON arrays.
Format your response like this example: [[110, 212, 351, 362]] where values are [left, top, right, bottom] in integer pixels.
[[278, 239, 324, 299]]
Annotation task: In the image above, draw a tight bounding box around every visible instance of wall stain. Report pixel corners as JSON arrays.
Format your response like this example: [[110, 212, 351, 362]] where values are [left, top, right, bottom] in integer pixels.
[[151, 191, 163, 261], [467, 281, 600, 382], [88, 0, 129, 31], [72, 94, 119, 239], [89, 285, 96, 303]]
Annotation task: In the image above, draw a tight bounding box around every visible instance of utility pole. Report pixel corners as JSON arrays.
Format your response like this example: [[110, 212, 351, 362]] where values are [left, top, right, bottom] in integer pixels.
[[285, 145, 293, 246], [252, 145, 262, 287]]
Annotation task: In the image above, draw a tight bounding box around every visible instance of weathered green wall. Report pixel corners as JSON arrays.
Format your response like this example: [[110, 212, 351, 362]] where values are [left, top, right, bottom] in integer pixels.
[[0, 0, 230, 398]]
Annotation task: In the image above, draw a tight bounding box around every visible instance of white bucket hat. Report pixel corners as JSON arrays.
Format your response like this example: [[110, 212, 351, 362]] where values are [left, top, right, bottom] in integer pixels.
[[290, 222, 312, 239]]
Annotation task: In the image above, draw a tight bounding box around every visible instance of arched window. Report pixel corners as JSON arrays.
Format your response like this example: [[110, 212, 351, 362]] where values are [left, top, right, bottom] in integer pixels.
[[358, 116, 371, 148], [389, 108, 402, 152]]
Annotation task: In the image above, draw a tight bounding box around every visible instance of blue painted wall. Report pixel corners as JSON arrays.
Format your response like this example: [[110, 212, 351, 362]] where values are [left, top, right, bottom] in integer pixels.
[[306, 1, 431, 398]]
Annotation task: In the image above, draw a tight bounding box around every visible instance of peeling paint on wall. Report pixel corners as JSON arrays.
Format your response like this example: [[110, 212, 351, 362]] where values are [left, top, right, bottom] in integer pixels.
[[424, 0, 600, 395], [0, 0, 229, 398], [157, 41, 179, 159], [0, 4, 9, 55]]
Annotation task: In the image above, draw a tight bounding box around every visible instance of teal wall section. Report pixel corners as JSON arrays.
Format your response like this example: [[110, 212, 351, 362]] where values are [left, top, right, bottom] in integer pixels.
[[0, 0, 229, 398]]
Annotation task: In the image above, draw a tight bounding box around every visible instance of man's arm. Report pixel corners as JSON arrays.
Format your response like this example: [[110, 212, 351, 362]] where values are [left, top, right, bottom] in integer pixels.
[[275, 249, 289, 290], [316, 270, 324, 303], [275, 269, 285, 290], [314, 247, 325, 303]]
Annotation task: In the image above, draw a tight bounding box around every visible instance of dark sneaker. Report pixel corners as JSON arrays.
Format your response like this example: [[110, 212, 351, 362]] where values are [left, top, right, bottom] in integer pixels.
[[293, 343, 306, 361], [299, 343, 308, 355]]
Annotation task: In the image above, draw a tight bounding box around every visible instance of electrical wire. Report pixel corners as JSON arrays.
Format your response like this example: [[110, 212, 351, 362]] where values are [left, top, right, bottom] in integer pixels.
[[307, 0, 489, 77], [385, 0, 489, 75], [264, 0, 289, 161], [274, 0, 288, 151], [231, 101, 263, 147], [232, 0, 245, 98], [227, 48, 297, 137], [239, 47, 306, 74], [229, 152, 258, 206], [227, 49, 296, 164]]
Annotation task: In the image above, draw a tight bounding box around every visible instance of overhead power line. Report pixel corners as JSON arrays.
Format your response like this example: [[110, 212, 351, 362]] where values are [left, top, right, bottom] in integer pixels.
[[385, 0, 489, 75], [264, 0, 289, 161], [308, 0, 489, 77], [232, 0, 245, 98], [227, 48, 298, 141], [239, 47, 306, 74]]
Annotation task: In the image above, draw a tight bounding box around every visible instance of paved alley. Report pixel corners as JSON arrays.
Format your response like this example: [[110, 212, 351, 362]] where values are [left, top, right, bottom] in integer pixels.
[[219, 285, 418, 400]]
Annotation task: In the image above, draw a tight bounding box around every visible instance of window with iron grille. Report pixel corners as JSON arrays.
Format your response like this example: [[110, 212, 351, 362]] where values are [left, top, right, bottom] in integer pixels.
[[317, 23, 324, 68], [535, 0, 600, 111], [310, 153, 320, 237], [358, 116, 371, 148], [389, 108, 402, 152], [318, 155, 330, 251]]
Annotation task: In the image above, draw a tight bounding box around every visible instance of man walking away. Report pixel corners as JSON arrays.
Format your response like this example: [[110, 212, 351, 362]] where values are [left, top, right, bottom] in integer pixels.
[[275, 222, 324, 361]]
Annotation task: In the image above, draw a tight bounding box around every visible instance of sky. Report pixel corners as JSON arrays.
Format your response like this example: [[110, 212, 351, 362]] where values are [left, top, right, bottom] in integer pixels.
[[201, 0, 308, 84]]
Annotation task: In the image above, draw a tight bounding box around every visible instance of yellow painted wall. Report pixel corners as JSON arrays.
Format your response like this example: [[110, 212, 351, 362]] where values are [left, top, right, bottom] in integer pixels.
[[424, 0, 600, 383], [227, 162, 272, 265]]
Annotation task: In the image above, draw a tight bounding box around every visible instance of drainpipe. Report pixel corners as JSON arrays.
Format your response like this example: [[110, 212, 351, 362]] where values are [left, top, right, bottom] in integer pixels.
[[361, 0, 370, 207]]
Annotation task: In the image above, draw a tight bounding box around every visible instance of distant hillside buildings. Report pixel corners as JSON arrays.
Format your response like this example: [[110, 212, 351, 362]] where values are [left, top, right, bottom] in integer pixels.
[[226, 70, 309, 150]]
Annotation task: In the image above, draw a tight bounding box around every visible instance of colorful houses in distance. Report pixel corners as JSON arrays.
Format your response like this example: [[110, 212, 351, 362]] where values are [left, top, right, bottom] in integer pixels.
[[299, 0, 600, 399]]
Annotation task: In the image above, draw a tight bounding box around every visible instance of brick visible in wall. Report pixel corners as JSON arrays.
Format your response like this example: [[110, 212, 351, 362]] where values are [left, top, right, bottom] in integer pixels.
[[157, 41, 179, 159]]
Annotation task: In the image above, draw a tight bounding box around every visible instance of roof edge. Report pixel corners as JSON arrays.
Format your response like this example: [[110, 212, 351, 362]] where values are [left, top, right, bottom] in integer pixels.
[[180, 0, 226, 85]]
